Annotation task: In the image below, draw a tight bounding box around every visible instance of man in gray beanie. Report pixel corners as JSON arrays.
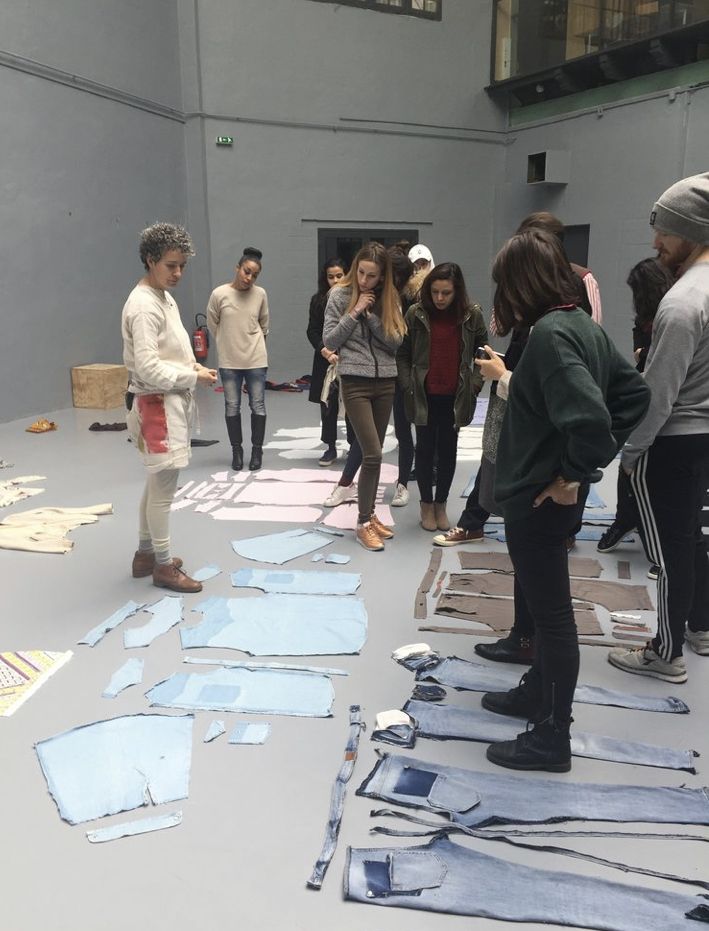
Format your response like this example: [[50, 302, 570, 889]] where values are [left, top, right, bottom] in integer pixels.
[[609, 172, 709, 683]]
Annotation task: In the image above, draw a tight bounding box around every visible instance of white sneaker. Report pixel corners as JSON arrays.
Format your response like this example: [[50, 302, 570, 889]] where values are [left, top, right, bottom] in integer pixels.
[[685, 628, 709, 656], [323, 482, 357, 507], [608, 644, 687, 683], [391, 483, 409, 507]]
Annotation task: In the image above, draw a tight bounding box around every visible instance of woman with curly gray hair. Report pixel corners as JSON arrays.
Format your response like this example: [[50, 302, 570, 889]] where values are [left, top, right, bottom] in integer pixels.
[[122, 222, 217, 593]]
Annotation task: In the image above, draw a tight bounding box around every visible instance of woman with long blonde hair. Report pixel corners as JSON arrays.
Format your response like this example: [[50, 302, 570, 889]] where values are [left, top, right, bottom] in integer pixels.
[[323, 242, 405, 550]]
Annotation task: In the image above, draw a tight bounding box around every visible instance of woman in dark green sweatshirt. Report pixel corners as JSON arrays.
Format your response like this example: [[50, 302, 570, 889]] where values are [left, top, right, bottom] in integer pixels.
[[480, 230, 650, 773]]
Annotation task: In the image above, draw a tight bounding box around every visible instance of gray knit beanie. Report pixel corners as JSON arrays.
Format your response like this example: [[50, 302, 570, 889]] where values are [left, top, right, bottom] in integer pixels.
[[650, 172, 709, 244]]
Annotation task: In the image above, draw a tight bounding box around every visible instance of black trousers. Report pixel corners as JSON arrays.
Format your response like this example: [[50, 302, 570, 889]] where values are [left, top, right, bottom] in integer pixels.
[[392, 383, 415, 487], [458, 466, 490, 533], [415, 394, 457, 504], [630, 433, 709, 660], [506, 496, 586, 725]]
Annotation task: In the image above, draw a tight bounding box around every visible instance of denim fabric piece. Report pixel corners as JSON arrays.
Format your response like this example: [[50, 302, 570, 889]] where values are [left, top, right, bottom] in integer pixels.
[[102, 658, 144, 699], [231, 568, 361, 595], [35, 714, 193, 825], [183, 657, 349, 676], [345, 835, 709, 929], [123, 596, 182, 649], [192, 564, 221, 582], [228, 722, 271, 744], [485, 525, 634, 544], [146, 667, 334, 717], [585, 485, 606, 509], [86, 811, 182, 843], [403, 700, 697, 772], [357, 752, 709, 828], [203, 720, 226, 742], [181, 594, 367, 655], [325, 554, 351, 564], [415, 657, 690, 713], [79, 600, 145, 647], [230, 528, 332, 564], [311, 553, 324, 562]]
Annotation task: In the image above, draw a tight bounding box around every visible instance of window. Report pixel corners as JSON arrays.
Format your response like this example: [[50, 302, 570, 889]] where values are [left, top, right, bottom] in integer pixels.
[[307, 0, 442, 20]]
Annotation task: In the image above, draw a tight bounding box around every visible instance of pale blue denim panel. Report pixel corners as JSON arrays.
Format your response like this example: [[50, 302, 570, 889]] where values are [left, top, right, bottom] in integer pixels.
[[325, 554, 351, 564], [486, 525, 634, 543], [146, 666, 334, 717], [35, 714, 193, 825], [102, 658, 144, 699], [183, 657, 349, 676], [307, 705, 365, 889], [585, 485, 607, 509], [79, 600, 145, 647], [403, 700, 698, 772], [345, 836, 709, 929], [356, 752, 709, 829], [415, 657, 690, 714], [230, 528, 332, 564], [193, 564, 221, 582], [203, 720, 226, 742], [123, 596, 182, 649], [180, 594, 367, 656], [228, 722, 271, 744], [231, 568, 361, 595], [86, 811, 182, 843], [312, 553, 325, 562]]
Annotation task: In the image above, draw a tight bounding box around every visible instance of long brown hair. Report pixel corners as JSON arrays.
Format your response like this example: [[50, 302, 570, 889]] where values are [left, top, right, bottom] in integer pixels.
[[492, 230, 581, 335], [420, 262, 471, 323], [337, 242, 405, 339]]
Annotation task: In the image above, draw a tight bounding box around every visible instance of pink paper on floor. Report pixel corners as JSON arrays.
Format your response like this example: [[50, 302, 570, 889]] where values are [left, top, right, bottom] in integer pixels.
[[320, 503, 394, 530], [209, 505, 323, 522], [234, 483, 333, 506], [254, 469, 340, 483]]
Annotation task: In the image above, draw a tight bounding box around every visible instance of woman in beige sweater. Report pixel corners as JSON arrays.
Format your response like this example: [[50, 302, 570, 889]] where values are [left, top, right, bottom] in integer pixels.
[[207, 247, 270, 471]]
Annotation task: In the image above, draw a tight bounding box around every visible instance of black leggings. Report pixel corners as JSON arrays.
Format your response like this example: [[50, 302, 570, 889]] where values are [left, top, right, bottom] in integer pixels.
[[415, 394, 457, 503]]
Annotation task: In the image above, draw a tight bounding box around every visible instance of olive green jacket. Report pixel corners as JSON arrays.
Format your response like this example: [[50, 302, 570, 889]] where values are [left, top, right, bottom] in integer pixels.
[[397, 302, 488, 428]]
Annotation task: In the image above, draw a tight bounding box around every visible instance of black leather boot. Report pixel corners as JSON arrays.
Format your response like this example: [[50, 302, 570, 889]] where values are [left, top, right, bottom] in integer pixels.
[[486, 719, 572, 773], [249, 413, 266, 471], [474, 630, 535, 665], [225, 415, 243, 471], [481, 671, 542, 720]]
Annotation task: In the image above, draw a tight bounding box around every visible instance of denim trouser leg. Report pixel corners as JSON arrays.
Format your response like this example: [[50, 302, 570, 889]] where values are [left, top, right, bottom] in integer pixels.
[[320, 398, 338, 447], [505, 498, 585, 725], [220, 368, 267, 417]]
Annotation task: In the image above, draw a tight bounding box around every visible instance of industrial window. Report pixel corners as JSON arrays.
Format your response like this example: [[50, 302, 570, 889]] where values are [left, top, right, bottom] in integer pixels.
[[307, 0, 442, 20]]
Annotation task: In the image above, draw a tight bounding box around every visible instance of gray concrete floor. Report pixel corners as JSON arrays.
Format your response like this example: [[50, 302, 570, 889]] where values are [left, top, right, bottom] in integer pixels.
[[2, 389, 708, 931]]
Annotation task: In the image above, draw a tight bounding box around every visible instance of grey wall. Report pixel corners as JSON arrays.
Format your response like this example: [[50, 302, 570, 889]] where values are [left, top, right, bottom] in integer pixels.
[[496, 85, 709, 356], [0, 1, 186, 422]]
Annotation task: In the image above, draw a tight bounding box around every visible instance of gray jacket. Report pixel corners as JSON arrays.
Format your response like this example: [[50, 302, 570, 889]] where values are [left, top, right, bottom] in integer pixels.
[[323, 286, 402, 378], [622, 261, 709, 468]]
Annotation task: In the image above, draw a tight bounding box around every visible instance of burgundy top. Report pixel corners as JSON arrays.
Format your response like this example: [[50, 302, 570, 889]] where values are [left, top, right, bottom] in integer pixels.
[[426, 311, 461, 395]]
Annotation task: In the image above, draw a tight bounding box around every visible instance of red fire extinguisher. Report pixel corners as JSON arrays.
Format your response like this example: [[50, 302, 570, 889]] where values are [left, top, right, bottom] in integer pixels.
[[192, 313, 210, 361]]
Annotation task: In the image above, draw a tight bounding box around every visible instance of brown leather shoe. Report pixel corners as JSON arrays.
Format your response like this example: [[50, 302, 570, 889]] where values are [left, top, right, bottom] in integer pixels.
[[369, 512, 394, 540], [152, 562, 202, 593], [356, 522, 384, 551], [132, 551, 183, 578]]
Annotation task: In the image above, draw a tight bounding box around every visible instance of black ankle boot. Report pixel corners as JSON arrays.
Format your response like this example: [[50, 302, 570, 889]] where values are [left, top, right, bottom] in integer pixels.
[[225, 415, 243, 471], [249, 413, 266, 471], [475, 630, 535, 665], [481, 672, 542, 720], [486, 720, 572, 773]]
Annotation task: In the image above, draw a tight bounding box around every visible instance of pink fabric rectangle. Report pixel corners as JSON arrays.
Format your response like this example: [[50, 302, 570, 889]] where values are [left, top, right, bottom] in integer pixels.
[[210, 505, 323, 523], [320, 503, 394, 530]]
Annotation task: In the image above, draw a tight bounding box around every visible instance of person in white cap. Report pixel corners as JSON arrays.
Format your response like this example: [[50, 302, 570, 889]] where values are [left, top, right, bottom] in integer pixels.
[[408, 243, 434, 274], [609, 172, 709, 684]]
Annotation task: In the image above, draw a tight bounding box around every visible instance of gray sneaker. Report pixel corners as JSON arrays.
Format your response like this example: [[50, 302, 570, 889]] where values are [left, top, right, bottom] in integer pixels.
[[391, 483, 410, 507], [685, 628, 709, 656], [323, 482, 357, 507], [608, 644, 687, 683]]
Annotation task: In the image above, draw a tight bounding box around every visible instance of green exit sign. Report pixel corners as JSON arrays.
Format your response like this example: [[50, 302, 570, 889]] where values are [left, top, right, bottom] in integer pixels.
[[216, 136, 234, 146]]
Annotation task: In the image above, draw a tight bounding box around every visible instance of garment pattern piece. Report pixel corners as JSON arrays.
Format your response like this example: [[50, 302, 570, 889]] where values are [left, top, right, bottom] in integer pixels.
[[230, 528, 332, 564], [102, 658, 144, 699], [228, 722, 271, 744], [0, 650, 73, 716], [231, 568, 361, 595], [458, 551, 602, 578], [86, 811, 182, 844], [0, 475, 46, 508], [345, 835, 709, 929], [79, 600, 145, 647], [0, 504, 112, 554], [435, 591, 602, 636], [123, 596, 183, 649]]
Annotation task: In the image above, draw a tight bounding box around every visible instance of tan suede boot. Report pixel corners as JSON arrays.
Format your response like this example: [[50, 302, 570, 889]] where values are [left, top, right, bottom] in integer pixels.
[[434, 502, 450, 531], [420, 502, 437, 532]]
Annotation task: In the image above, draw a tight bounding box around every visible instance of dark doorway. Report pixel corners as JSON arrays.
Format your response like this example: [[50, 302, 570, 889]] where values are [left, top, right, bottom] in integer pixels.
[[564, 224, 590, 267], [318, 228, 420, 273]]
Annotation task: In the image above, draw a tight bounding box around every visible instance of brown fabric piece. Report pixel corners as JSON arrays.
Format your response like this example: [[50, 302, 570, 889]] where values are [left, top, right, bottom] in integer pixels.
[[415, 549, 442, 619], [458, 551, 602, 579], [419, 625, 640, 648], [617, 560, 631, 580], [435, 591, 602, 636], [447, 572, 654, 612]]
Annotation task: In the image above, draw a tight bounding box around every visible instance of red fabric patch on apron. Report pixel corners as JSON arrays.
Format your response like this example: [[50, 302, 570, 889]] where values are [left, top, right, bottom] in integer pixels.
[[137, 394, 169, 454]]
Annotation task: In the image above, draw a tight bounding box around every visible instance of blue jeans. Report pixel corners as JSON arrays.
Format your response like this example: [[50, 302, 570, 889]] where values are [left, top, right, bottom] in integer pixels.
[[220, 367, 267, 417]]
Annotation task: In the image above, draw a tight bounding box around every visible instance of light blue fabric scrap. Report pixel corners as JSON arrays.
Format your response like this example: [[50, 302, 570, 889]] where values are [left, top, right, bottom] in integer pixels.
[[193, 564, 221, 582], [231, 568, 360, 595], [124, 596, 182, 649], [181, 594, 367, 655], [203, 720, 226, 742], [35, 714, 193, 825], [86, 811, 182, 843], [325, 554, 351, 565], [228, 722, 271, 744], [461, 468, 479, 498], [230, 528, 332, 564], [146, 666, 334, 717], [102, 658, 144, 699], [183, 657, 349, 676], [79, 600, 145, 647], [311, 553, 325, 562], [585, 485, 607, 509], [486, 525, 634, 544]]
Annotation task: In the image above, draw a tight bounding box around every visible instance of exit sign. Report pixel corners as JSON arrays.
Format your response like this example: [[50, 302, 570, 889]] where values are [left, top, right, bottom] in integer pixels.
[[216, 136, 234, 146]]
